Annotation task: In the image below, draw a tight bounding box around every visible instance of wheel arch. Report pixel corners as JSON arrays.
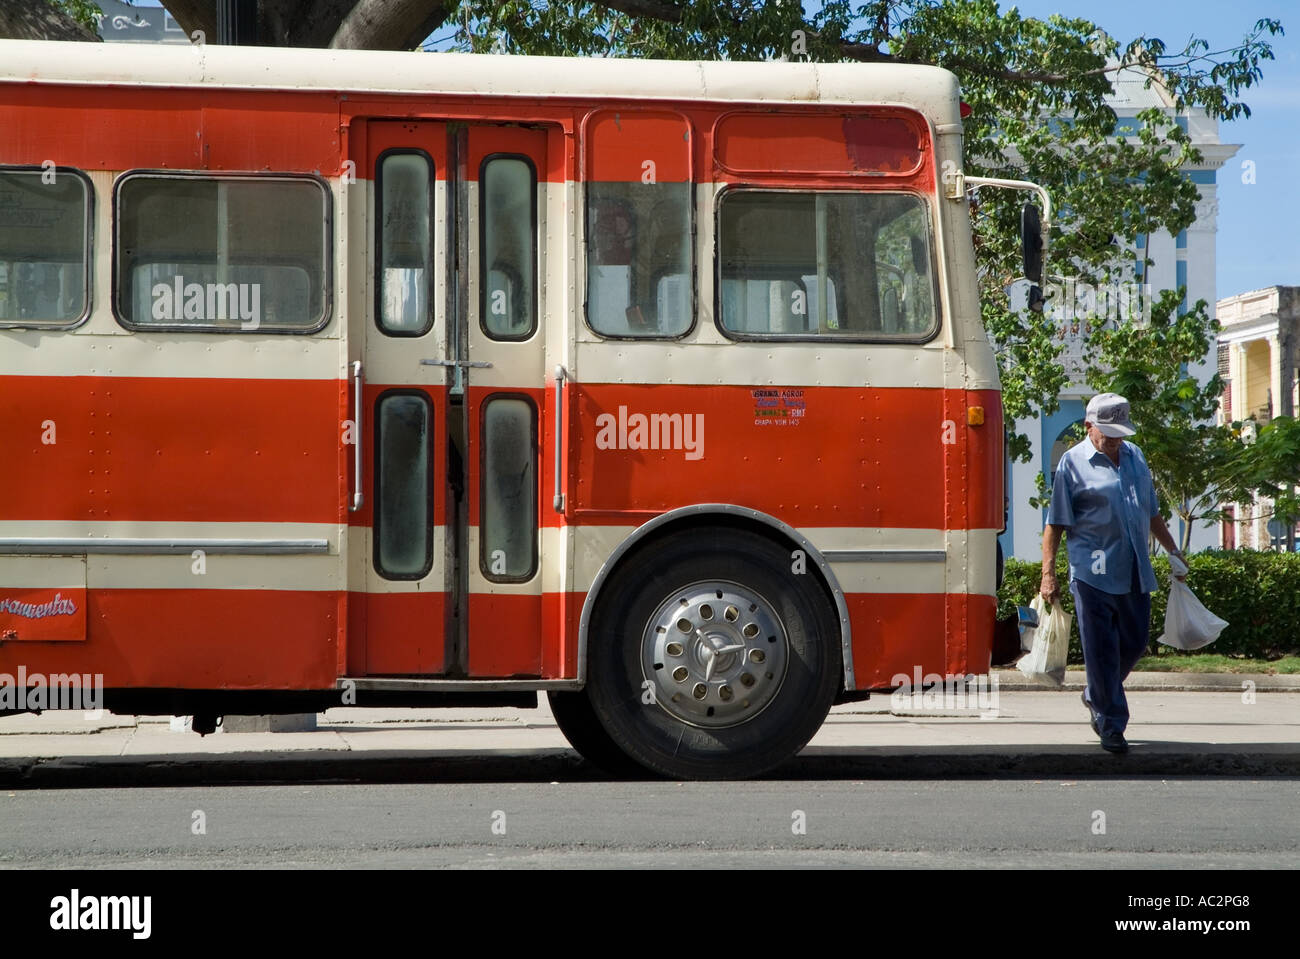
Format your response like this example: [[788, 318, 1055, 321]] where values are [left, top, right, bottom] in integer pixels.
[[577, 504, 854, 690]]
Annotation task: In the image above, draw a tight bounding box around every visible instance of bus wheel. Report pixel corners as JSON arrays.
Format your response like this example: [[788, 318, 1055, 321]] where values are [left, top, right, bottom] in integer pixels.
[[547, 690, 646, 777], [585, 528, 841, 780]]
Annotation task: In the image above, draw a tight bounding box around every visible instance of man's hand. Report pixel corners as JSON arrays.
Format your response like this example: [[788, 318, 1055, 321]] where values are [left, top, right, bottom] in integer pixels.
[[1169, 550, 1188, 583], [1040, 523, 1065, 605]]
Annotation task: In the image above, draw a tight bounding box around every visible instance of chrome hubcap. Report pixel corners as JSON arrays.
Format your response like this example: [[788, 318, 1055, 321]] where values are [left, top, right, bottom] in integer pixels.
[[642, 581, 789, 728]]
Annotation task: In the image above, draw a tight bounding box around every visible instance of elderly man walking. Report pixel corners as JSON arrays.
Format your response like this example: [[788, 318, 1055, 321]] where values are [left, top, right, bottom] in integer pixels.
[[1040, 393, 1185, 753]]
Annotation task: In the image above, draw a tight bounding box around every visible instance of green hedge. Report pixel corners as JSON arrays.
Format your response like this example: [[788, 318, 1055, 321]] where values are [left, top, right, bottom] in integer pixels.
[[997, 549, 1300, 663]]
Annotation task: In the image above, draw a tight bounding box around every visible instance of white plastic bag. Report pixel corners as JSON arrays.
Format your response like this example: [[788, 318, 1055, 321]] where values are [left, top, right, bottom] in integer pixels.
[[1159, 580, 1228, 650], [1017, 594, 1071, 685]]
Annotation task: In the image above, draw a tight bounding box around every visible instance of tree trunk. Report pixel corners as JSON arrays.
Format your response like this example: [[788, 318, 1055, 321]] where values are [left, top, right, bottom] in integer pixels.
[[160, 0, 454, 49]]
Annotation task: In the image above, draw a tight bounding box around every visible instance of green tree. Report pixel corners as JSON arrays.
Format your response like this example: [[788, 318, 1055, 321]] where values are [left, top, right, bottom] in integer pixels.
[[1082, 290, 1300, 553]]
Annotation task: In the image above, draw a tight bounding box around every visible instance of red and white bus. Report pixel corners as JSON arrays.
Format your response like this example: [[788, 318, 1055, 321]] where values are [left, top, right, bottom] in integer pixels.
[[0, 39, 1039, 778]]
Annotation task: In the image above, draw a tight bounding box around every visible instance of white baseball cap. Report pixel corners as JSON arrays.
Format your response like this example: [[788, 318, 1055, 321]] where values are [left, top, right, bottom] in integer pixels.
[[1086, 393, 1136, 437]]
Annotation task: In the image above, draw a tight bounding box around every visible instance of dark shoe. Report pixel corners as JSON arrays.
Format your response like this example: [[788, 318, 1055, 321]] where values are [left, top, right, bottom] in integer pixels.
[[1100, 731, 1129, 754], [1081, 691, 1099, 736]]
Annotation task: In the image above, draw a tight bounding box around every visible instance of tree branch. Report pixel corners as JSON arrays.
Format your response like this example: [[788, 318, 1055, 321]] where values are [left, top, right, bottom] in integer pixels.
[[328, 0, 455, 50]]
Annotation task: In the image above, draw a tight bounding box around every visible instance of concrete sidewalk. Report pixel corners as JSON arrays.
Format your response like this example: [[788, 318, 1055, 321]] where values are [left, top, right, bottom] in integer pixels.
[[0, 671, 1296, 785]]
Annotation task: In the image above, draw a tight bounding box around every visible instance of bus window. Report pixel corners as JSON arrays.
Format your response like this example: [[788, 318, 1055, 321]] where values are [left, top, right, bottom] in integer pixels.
[[115, 173, 329, 332], [0, 167, 92, 328], [480, 396, 538, 582], [480, 156, 536, 340], [584, 110, 692, 338], [587, 182, 691, 337], [377, 151, 434, 335], [717, 190, 938, 339], [375, 392, 434, 580]]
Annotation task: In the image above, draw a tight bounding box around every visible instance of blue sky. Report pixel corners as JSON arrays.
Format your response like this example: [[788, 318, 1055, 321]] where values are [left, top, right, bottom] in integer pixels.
[[990, 1, 1300, 300]]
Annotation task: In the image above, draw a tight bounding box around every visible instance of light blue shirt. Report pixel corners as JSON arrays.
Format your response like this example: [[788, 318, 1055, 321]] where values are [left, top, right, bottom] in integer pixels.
[[1047, 438, 1160, 595]]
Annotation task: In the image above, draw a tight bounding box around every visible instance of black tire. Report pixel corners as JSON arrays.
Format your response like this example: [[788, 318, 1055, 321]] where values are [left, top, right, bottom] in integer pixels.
[[547, 689, 647, 777], [584, 527, 841, 780]]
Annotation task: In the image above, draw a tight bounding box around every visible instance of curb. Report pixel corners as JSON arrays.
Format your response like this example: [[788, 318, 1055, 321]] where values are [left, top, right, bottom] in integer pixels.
[[3, 745, 1299, 787]]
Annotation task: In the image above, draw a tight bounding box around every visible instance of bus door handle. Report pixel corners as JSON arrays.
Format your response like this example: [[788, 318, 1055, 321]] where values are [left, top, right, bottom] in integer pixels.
[[349, 359, 363, 512], [419, 358, 493, 369], [553, 365, 567, 514]]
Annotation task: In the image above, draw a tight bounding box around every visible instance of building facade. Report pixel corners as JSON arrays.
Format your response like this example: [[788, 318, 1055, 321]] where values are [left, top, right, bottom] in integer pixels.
[[1214, 285, 1299, 551]]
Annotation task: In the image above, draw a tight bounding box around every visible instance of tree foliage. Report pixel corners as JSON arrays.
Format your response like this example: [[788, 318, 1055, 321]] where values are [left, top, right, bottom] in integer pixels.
[[1081, 291, 1300, 552]]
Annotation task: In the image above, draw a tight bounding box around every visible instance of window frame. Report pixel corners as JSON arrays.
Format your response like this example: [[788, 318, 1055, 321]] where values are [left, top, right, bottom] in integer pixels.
[[478, 392, 539, 584], [478, 152, 539, 342], [713, 185, 942, 345], [373, 388, 437, 582], [0, 165, 95, 331], [581, 184, 697, 343], [374, 148, 437, 338], [111, 169, 333, 335]]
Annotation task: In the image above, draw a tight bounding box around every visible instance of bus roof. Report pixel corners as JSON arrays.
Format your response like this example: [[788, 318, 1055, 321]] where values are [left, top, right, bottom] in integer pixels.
[[0, 38, 961, 124]]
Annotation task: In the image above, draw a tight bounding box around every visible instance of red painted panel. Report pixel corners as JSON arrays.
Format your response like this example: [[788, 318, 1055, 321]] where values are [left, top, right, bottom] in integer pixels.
[[0, 375, 344, 523], [467, 592, 542, 677], [0, 86, 340, 174], [715, 112, 926, 177], [846, 592, 946, 690], [847, 591, 995, 690], [0, 589, 339, 690], [585, 110, 691, 183], [361, 590, 445, 675], [465, 125, 550, 180], [570, 383, 962, 529]]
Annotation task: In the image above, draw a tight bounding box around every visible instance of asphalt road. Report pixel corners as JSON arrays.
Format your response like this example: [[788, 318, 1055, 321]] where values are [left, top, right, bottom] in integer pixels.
[[2, 777, 1296, 868]]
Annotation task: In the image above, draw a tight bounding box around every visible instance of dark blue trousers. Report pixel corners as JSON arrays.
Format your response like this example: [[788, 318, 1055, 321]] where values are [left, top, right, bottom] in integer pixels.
[[1071, 568, 1151, 737]]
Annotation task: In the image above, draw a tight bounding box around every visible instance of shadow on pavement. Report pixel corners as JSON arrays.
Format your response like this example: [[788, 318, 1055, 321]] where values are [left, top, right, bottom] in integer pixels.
[[3, 744, 1299, 788]]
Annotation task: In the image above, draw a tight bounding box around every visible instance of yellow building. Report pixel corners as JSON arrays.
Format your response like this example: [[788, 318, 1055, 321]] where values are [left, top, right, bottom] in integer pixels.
[[1215, 286, 1299, 550]]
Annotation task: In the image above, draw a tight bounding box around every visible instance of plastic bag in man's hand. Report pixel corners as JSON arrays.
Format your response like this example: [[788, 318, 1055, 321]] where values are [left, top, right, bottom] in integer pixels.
[[1017, 594, 1070, 686], [1159, 580, 1227, 650]]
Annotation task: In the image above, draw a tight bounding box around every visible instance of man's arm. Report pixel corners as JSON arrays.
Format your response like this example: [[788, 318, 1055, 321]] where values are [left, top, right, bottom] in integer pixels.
[[1040, 523, 1064, 602], [1150, 514, 1186, 581]]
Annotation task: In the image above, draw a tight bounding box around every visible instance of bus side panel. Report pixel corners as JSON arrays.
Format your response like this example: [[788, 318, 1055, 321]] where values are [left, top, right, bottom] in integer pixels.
[[0, 588, 338, 690], [843, 592, 997, 689], [571, 383, 947, 527]]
